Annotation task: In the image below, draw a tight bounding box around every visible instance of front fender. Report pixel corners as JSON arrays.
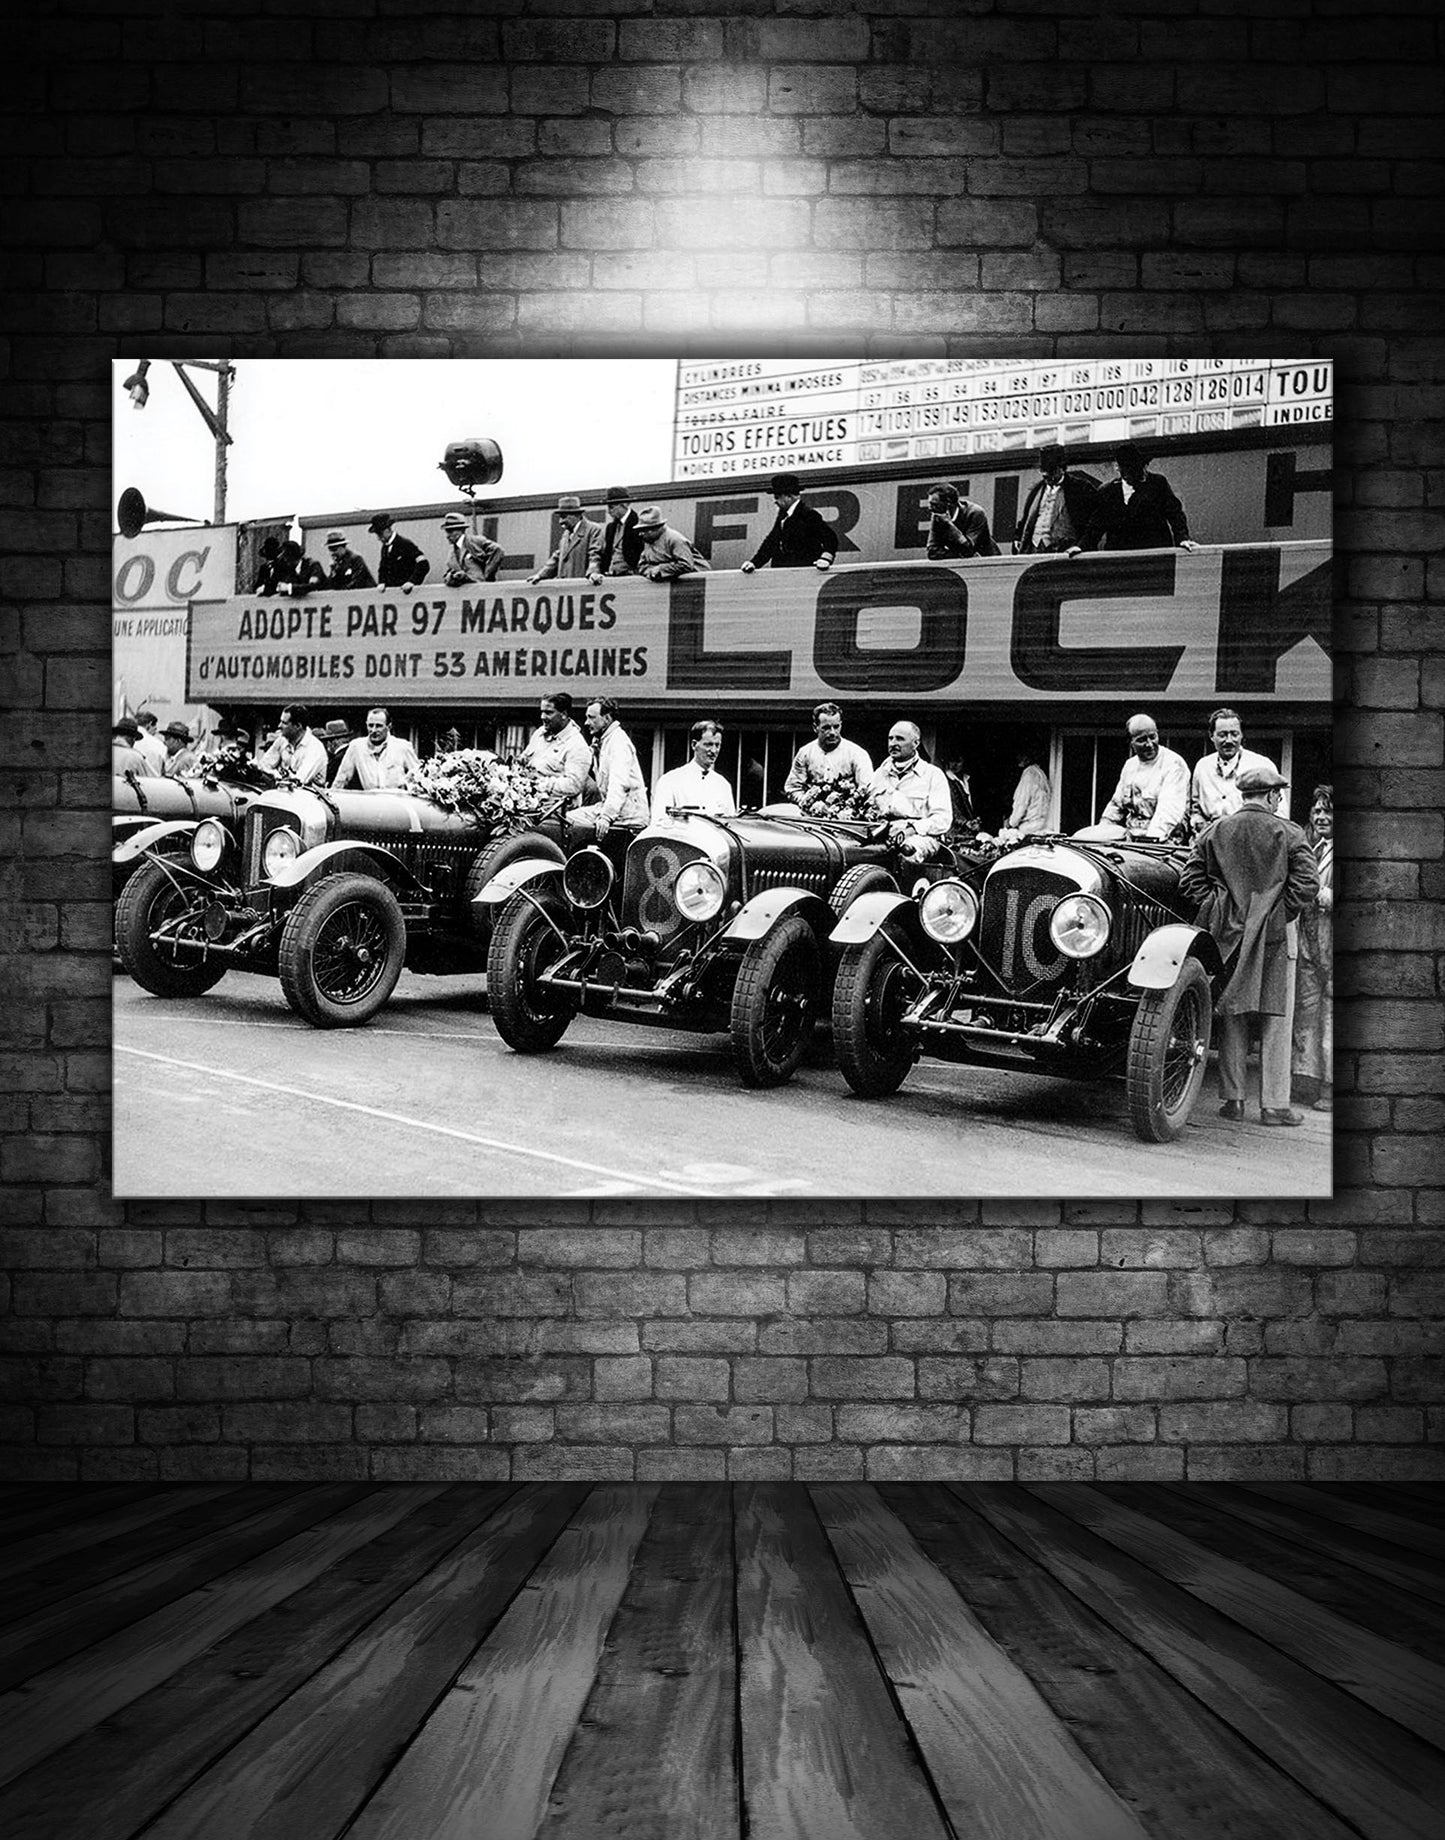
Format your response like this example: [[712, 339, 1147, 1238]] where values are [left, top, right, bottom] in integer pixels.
[[473, 857, 566, 908], [113, 818, 201, 866], [267, 839, 428, 898], [721, 887, 833, 947], [1127, 923, 1225, 991], [828, 889, 919, 948]]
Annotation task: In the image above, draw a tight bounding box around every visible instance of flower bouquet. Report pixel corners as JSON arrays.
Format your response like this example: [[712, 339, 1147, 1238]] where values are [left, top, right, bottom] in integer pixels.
[[405, 749, 550, 834], [189, 744, 279, 791], [791, 769, 881, 823]]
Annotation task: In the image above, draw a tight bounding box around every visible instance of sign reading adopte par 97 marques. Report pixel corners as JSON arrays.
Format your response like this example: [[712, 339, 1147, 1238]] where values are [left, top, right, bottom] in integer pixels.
[[187, 542, 1330, 710]]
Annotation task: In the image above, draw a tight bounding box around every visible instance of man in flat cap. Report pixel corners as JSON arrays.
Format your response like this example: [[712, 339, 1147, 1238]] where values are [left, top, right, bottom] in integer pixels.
[[440, 511, 503, 586], [324, 530, 375, 590], [529, 495, 603, 584], [1179, 762, 1320, 1128], [633, 505, 709, 581], [741, 472, 838, 573], [593, 487, 644, 581], [369, 513, 430, 591]]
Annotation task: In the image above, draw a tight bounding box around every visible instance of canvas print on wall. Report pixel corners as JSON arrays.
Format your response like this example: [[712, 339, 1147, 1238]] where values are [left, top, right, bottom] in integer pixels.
[[111, 356, 1333, 1200]]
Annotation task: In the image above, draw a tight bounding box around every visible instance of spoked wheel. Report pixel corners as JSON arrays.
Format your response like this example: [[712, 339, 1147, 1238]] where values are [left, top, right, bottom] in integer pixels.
[[278, 873, 407, 1028], [486, 892, 578, 1052], [831, 927, 919, 1097], [1127, 957, 1213, 1142], [729, 915, 822, 1089], [114, 858, 227, 998]]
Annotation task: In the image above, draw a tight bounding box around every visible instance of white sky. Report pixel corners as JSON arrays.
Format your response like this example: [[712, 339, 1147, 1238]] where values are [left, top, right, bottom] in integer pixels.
[[112, 359, 682, 528]]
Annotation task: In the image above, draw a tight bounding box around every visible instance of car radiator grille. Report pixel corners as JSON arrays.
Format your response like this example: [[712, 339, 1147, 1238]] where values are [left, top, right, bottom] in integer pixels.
[[979, 863, 1078, 997], [243, 809, 296, 886], [624, 837, 708, 942], [1113, 898, 1169, 964]]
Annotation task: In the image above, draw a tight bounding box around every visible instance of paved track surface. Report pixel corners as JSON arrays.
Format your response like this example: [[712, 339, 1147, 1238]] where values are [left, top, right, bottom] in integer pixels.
[[113, 970, 1333, 1201]]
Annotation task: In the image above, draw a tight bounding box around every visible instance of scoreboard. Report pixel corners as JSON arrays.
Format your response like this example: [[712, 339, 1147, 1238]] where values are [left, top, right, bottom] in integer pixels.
[[673, 357, 1333, 481]]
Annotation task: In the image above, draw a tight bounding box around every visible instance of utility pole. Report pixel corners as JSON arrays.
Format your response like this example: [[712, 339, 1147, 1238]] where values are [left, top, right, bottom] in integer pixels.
[[126, 358, 236, 523]]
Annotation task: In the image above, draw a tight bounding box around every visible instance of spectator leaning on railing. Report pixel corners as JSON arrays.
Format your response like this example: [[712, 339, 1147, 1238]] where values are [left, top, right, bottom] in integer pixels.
[[633, 505, 710, 581]]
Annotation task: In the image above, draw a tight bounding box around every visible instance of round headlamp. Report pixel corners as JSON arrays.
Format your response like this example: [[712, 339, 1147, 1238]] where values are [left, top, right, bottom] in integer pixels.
[[674, 860, 726, 923], [261, 826, 300, 878], [191, 818, 227, 873], [919, 878, 978, 944], [563, 847, 614, 910], [1049, 892, 1111, 958]]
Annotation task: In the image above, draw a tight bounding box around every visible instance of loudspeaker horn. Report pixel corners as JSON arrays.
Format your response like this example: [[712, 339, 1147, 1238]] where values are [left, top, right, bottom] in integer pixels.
[[117, 486, 197, 540], [438, 438, 504, 497]]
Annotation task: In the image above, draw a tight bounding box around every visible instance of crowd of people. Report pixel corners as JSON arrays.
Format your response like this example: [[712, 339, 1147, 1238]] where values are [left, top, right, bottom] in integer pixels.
[[245, 444, 1202, 599]]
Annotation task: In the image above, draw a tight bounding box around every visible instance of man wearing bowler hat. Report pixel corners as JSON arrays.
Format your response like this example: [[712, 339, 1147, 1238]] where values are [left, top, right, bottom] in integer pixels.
[[1179, 762, 1320, 1128], [369, 512, 430, 591], [323, 530, 374, 590], [440, 511, 503, 585], [741, 472, 838, 573], [529, 494, 603, 584], [593, 486, 644, 581]]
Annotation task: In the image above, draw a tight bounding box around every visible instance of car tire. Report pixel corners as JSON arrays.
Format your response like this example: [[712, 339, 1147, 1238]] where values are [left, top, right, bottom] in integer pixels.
[[729, 914, 822, 1089], [832, 928, 919, 1097], [115, 857, 228, 998], [826, 862, 899, 920], [1126, 956, 1213, 1142], [462, 830, 565, 941], [277, 872, 407, 1029], [486, 891, 578, 1052]]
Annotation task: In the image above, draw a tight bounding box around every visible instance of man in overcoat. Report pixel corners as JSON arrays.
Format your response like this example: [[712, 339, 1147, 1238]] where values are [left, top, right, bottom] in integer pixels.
[[369, 513, 431, 591], [1014, 445, 1100, 553], [741, 472, 839, 572], [1072, 442, 1199, 553], [529, 495, 603, 583], [1179, 763, 1319, 1127]]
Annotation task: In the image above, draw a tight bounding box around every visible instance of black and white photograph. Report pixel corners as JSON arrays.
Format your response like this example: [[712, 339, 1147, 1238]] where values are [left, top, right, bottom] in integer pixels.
[[111, 356, 1334, 1200]]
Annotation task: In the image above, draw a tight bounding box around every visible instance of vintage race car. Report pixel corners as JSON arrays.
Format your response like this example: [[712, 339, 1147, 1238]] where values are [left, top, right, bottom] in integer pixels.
[[477, 808, 987, 1088], [113, 772, 262, 901], [829, 834, 1225, 1141], [114, 783, 563, 1027]]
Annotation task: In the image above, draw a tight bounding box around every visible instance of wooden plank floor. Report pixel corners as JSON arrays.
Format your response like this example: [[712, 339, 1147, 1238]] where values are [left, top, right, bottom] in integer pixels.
[[1, 1484, 1441, 1840]]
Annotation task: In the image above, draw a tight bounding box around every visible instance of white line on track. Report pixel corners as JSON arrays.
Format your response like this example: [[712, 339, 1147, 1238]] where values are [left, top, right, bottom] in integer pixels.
[[116, 1045, 717, 1197]]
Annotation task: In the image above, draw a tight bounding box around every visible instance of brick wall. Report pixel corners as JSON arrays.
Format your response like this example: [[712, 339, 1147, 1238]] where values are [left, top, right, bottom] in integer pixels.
[[4, 0, 1442, 1481]]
